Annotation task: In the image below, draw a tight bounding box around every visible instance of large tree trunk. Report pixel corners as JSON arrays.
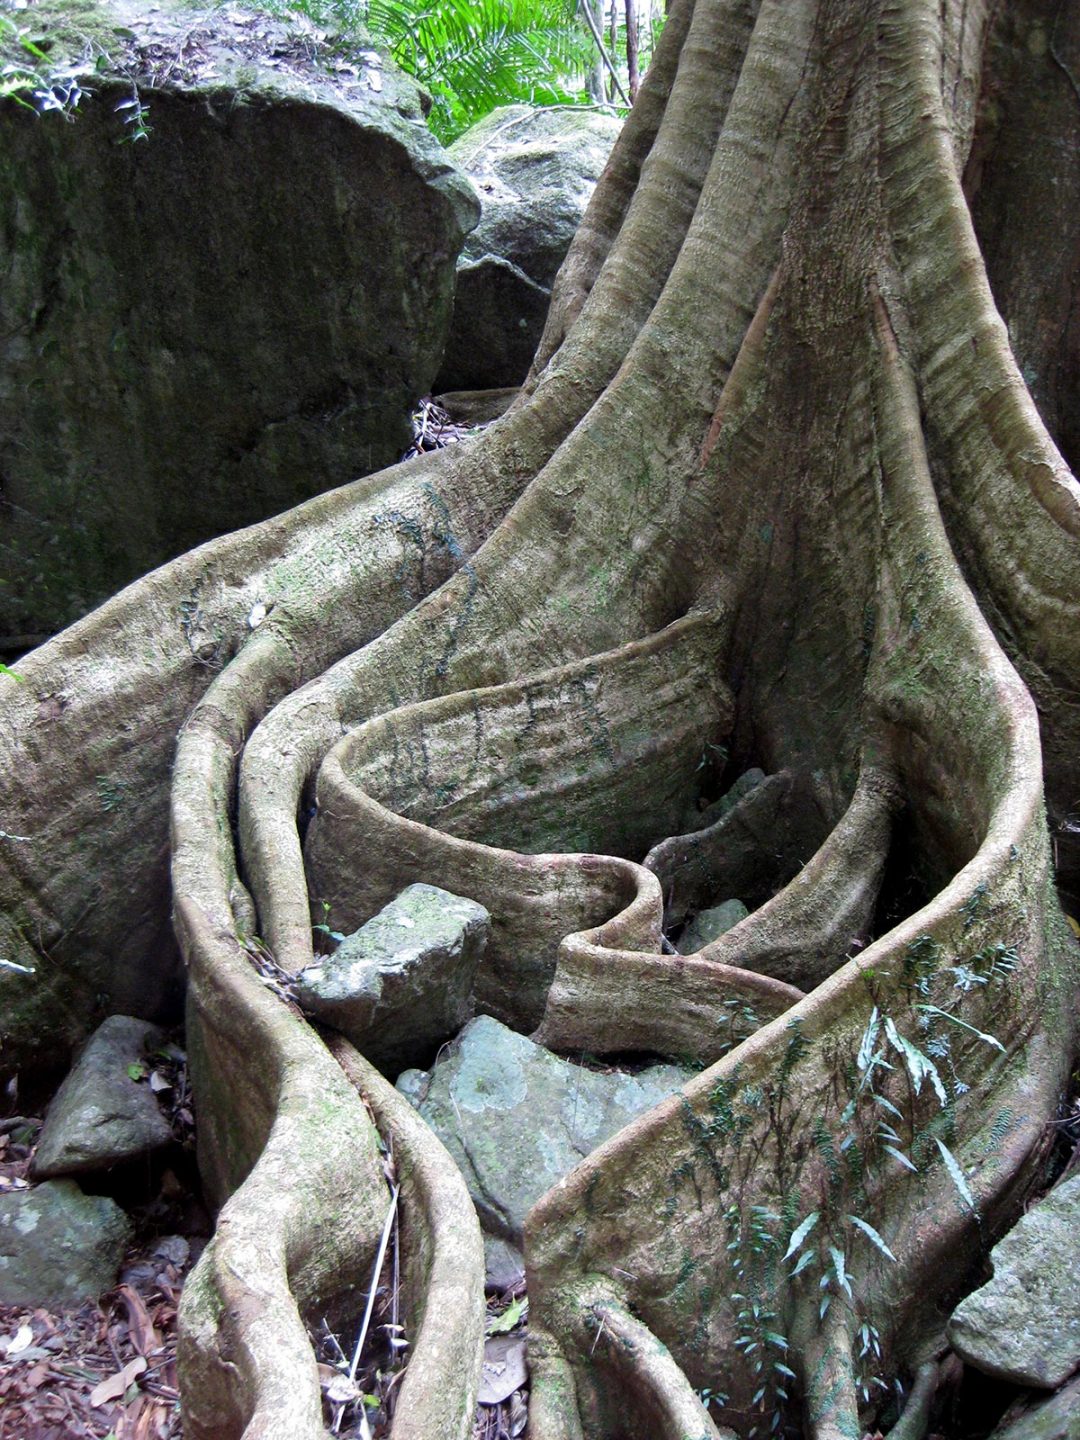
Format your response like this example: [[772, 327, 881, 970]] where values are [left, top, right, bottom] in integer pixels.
[[2, 0, 1079, 1436]]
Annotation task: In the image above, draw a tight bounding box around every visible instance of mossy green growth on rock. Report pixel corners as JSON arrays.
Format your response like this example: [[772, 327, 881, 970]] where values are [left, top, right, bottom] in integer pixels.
[[0, 0, 478, 642]]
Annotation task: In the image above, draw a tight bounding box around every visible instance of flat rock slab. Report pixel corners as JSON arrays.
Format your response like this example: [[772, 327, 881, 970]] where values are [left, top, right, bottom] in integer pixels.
[[0, 1180, 131, 1307], [397, 1016, 691, 1261], [298, 884, 490, 1071], [32, 1015, 173, 1179], [948, 1172, 1080, 1388]]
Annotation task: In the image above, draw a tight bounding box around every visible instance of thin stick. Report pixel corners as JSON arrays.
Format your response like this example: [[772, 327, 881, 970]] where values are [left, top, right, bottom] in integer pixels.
[[576, 0, 631, 106], [391, 1187, 401, 1340], [347, 1186, 400, 1385]]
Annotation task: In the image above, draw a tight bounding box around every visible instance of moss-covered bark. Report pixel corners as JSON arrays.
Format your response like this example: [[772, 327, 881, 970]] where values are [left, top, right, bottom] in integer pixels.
[[1, 0, 1079, 1434]]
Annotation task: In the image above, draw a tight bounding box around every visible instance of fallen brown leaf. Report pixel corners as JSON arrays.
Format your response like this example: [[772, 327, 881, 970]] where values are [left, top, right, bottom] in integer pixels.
[[117, 1390, 153, 1439], [117, 1285, 161, 1357], [90, 1354, 147, 1407], [478, 1337, 527, 1407]]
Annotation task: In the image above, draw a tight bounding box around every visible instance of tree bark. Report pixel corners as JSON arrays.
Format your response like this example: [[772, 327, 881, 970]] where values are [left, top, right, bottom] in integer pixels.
[[1, 0, 1079, 1436]]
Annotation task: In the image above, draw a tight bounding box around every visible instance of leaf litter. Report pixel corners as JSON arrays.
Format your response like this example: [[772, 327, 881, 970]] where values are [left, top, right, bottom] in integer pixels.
[[475, 1273, 529, 1439], [0, 1046, 206, 1440]]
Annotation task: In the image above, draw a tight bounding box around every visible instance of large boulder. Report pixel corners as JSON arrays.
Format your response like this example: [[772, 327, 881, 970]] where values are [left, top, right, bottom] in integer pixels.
[[0, 0, 479, 641], [435, 105, 622, 390], [397, 1016, 691, 1284], [31, 1014, 173, 1178], [0, 1180, 131, 1307], [948, 1172, 1080, 1388], [296, 884, 490, 1071]]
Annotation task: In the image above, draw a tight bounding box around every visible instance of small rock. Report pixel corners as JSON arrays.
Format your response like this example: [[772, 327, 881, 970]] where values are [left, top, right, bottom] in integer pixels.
[[31, 1015, 174, 1179], [297, 884, 491, 1071], [0, 1180, 131, 1307], [987, 1373, 1080, 1440], [153, 1234, 190, 1267], [679, 898, 750, 952], [484, 1235, 525, 1292], [948, 1172, 1080, 1388], [695, 767, 767, 829], [397, 1016, 690, 1276]]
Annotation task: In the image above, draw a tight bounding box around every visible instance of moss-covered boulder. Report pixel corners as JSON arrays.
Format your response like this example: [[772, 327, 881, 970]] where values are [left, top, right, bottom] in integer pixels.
[[0, 1179, 131, 1306], [0, 0, 478, 642], [296, 883, 490, 1072], [988, 1376, 1080, 1440], [31, 1014, 173, 1178]]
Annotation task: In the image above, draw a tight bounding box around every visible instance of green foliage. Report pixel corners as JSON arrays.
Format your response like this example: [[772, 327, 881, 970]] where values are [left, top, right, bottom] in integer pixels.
[[487, 1294, 527, 1333], [962, 880, 990, 931], [725, 1204, 790, 1434], [253, 0, 601, 141], [96, 775, 128, 812], [115, 87, 151, 142], [1, 13, 51, 108], [370, 0, 595, 141], [313, 899, 346, 946], [0, 12, 87, 116]]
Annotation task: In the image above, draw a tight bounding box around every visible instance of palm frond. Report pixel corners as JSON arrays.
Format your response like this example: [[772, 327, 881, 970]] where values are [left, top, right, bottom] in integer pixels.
[[252, 0, 598, 142]]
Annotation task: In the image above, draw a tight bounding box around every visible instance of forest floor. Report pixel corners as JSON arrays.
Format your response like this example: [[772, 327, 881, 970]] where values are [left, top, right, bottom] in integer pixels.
[[1, 1041, 1074, 1440], [0, 1115, 197, 1439]]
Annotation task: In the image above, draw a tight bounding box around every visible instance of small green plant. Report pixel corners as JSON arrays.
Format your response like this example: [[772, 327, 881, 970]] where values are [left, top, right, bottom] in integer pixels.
[[313, 899, 346, 945], [96, 775, 128, 812], [115, 87, 151, 141], [486, 1294, 527, 1334], [1, 14, 51, 107], [716, 996, 762, 1055], [775, 940, 1018, 1427], [961, 880, 990, 931], [726, 1204, 793, 1435], [0, 663, 25, 683], [1, 15, 88, 117], [697, 1384, 730, 1414]]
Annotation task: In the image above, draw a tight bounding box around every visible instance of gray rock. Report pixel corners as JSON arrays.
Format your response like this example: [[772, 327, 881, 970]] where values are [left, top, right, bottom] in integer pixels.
[[696, 768, 768, 831], [0, 1180, 132, 1307], [298, 884, 490, 1071], [396, 1017, 690, 1267], [0, 0, 478, 638], [436, 105, 622, 389], [484, 1235, 526, 1292], [987, 1374, 1080, 1440], [32, 1015, 173, 1179], [679, 899, 750, 953], [948, 1172, 1080, 1388]]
